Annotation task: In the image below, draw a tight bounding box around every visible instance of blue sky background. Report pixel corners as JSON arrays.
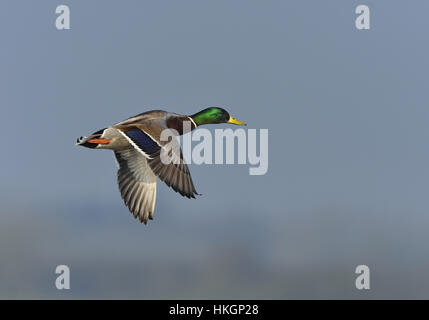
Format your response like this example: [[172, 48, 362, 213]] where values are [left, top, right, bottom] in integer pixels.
[[1, 0, 429, 298]]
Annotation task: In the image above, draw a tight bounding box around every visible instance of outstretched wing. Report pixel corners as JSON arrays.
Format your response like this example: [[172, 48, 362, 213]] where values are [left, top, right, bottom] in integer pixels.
[[148, 146, 197, 198], [117, 126, 198, 198], [114, 148, 157, 224]]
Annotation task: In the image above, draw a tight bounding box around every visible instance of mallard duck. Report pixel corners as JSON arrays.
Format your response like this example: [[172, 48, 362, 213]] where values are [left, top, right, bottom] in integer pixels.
[[76, 107, 246, 224]]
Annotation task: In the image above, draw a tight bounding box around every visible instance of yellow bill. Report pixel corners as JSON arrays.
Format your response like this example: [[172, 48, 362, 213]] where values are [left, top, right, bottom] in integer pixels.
[[227, 116, 246, 126]]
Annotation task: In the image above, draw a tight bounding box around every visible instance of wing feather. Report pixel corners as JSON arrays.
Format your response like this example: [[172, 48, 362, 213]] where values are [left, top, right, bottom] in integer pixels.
[[115, 148, 157, 224], [117, 126, 198, 198]]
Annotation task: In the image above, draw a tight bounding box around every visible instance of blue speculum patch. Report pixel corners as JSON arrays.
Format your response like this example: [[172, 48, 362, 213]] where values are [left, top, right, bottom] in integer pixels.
[[124, 129, 160, 155]]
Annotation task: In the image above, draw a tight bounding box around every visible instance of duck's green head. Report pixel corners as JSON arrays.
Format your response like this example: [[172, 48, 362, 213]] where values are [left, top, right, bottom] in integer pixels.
[[190, 107, 246, 127]]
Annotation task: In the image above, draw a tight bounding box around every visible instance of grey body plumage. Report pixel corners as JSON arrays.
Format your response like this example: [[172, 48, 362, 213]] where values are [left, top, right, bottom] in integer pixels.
[[77, 110, 197, 224]]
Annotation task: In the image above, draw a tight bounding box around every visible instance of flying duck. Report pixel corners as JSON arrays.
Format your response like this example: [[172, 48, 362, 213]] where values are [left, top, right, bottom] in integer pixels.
[[76, 107, 246, 224]]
